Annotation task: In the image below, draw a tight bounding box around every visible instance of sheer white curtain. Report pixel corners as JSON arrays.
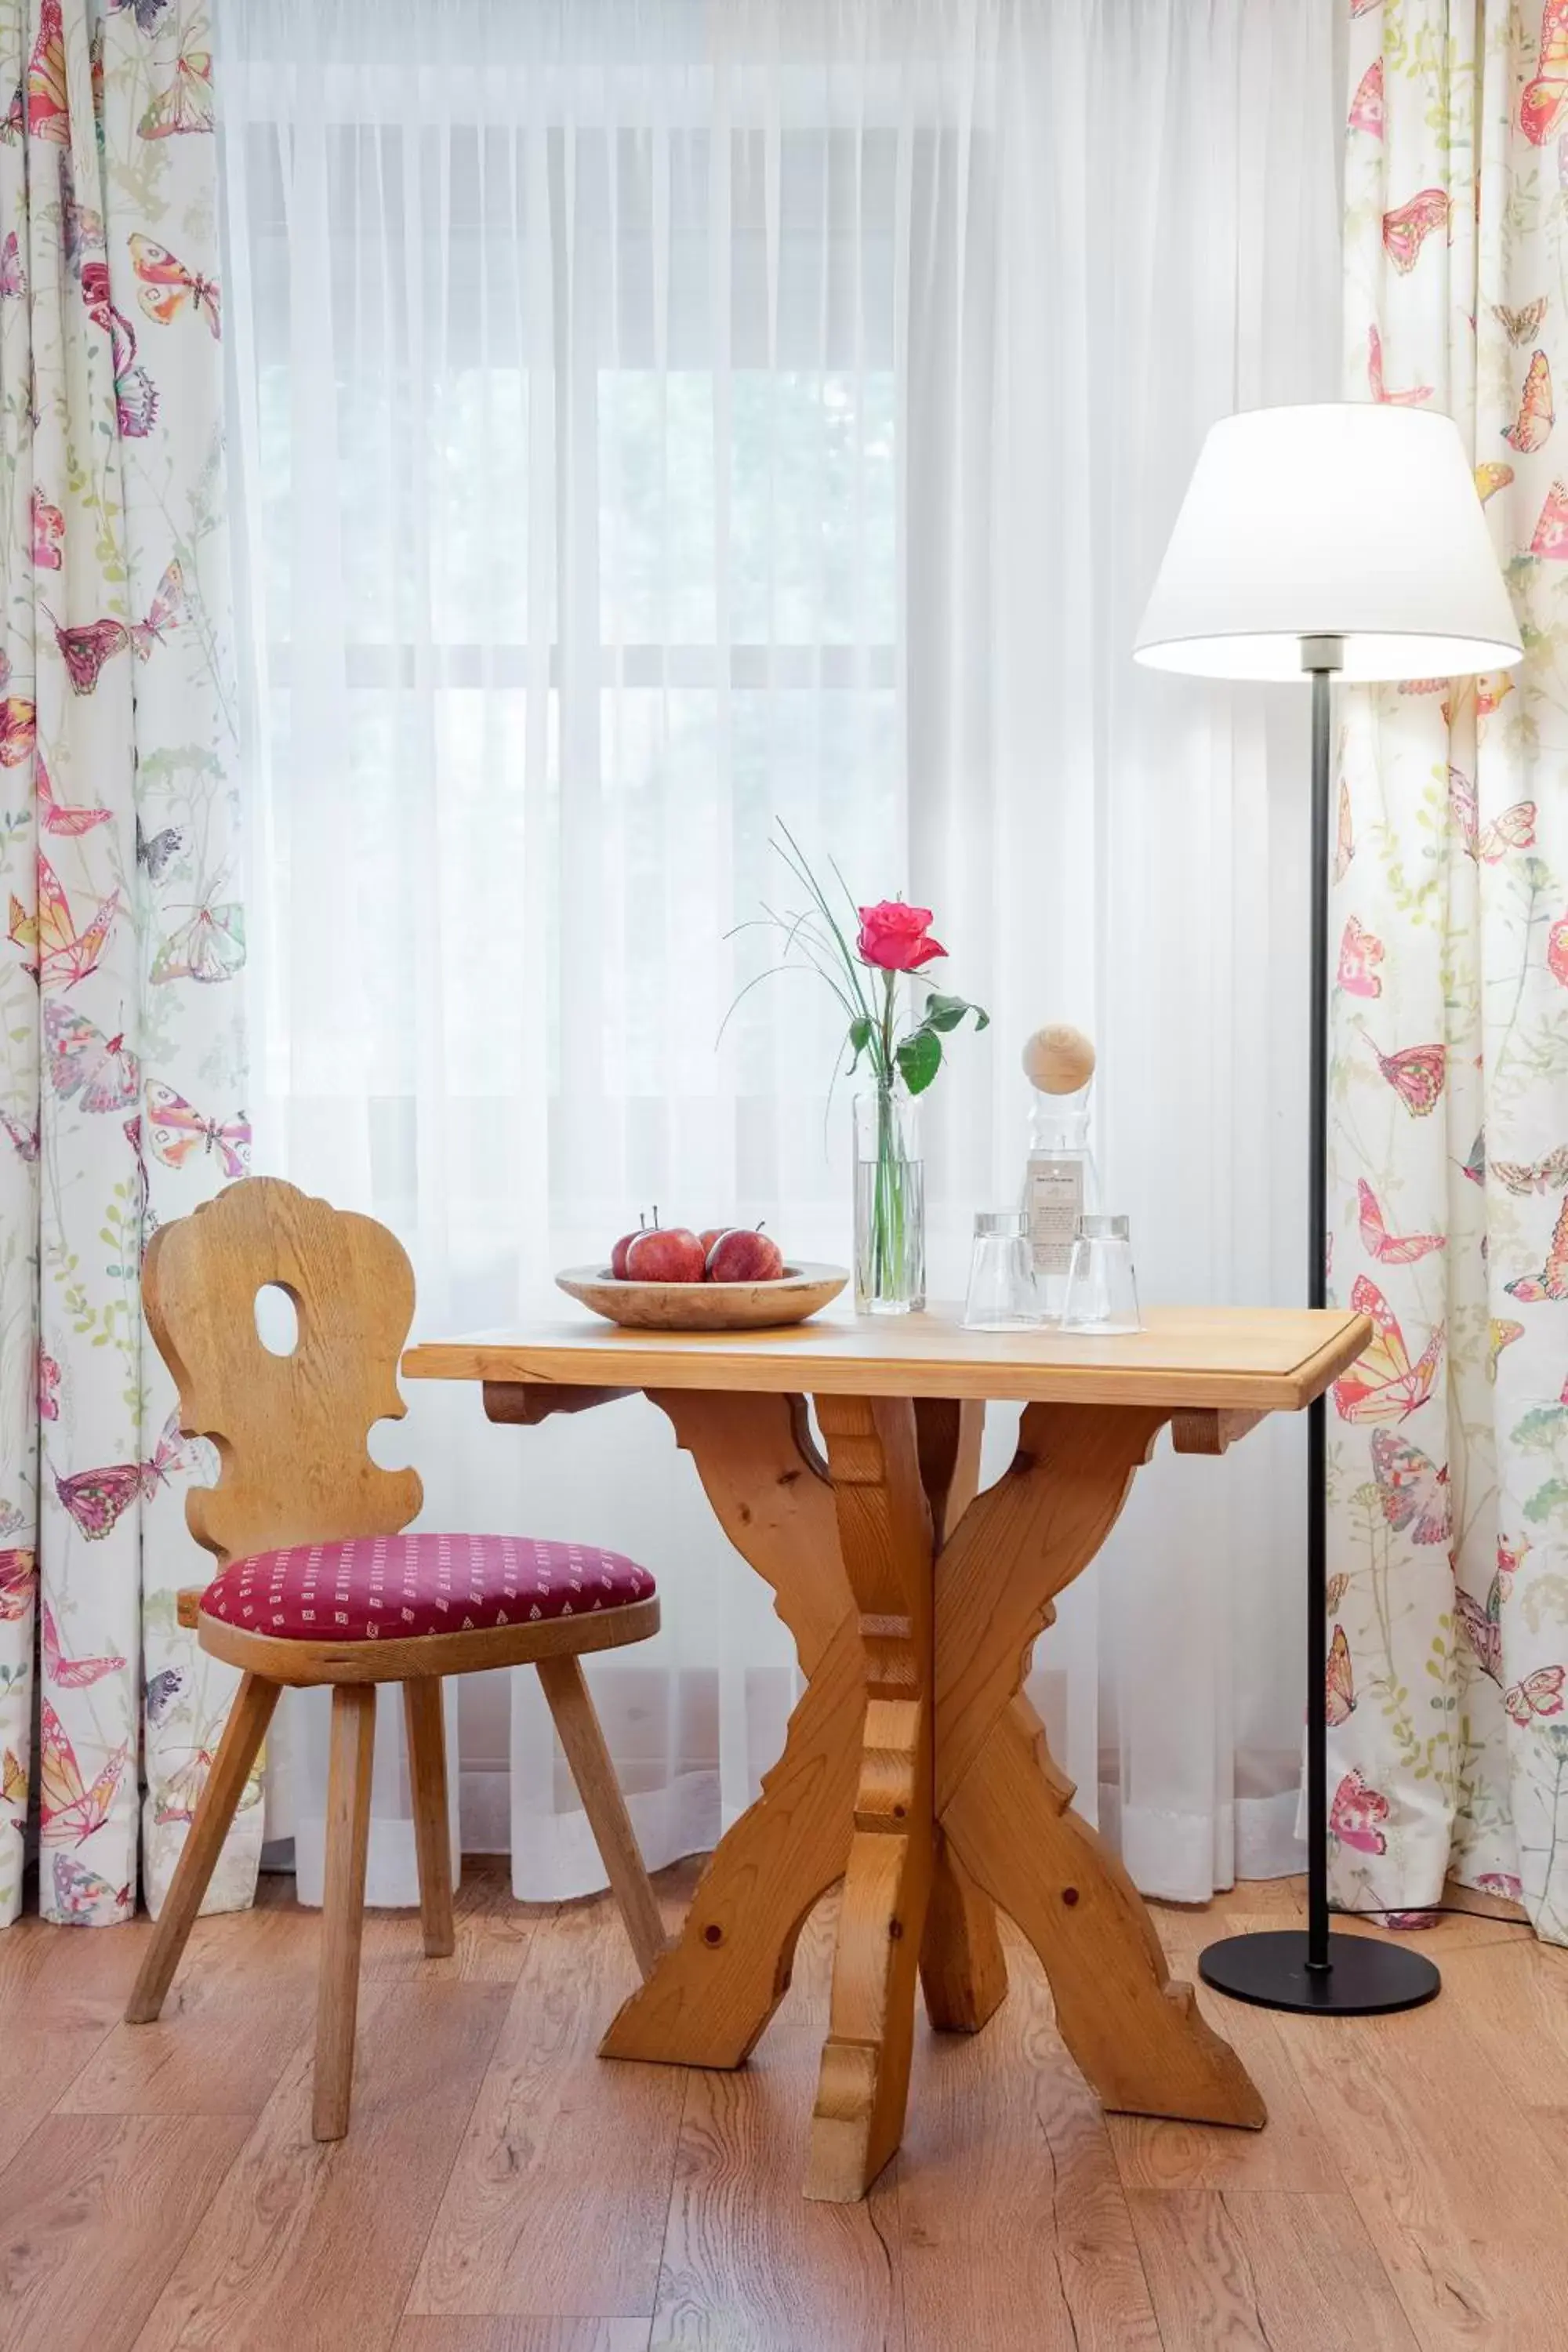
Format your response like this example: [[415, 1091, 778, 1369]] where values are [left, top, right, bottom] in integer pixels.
[[218, 0, 1341, 1906]]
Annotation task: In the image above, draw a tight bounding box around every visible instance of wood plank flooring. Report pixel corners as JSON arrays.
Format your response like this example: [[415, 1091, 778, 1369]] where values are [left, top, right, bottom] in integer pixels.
[[0, 1860, 1563, 2351]]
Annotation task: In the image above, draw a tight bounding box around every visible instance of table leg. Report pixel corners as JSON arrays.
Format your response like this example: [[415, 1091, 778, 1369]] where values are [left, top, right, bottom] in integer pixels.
[[933, 1399, 1265, 2132], [601, 1390, 859, 2067], [600, 1609, 862, 2065], [913, 1396, 985, 1544], [944, 1695, 1265, 2127], [919, 1829, 1008, 2033], [804, 1394, 935, 2203], [910, 1399, 1007, 2034]]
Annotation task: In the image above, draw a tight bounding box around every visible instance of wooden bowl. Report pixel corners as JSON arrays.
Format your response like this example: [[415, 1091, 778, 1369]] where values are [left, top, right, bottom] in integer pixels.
[[555, 1262, 849, 1331]]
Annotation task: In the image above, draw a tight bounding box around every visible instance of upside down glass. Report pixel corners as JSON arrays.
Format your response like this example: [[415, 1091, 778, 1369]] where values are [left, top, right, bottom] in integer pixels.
[[1059, 1214, 1142, 1334], [962, 1210, 1040, 1330]]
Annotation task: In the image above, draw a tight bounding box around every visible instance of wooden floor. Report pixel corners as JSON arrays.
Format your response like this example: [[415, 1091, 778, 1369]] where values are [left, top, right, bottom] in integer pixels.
[[0, 1860, 1564, 2350]]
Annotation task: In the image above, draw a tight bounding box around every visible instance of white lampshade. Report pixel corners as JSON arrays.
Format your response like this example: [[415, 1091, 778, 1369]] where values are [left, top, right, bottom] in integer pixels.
[[1133, 404, 1523, 684]]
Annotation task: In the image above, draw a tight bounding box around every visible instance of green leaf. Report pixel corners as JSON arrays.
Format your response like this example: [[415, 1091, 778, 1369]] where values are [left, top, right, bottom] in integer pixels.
[[922, 991, 989, 1035], [842, 1013, 877, 1080], [895, 1026, 942, 1094]]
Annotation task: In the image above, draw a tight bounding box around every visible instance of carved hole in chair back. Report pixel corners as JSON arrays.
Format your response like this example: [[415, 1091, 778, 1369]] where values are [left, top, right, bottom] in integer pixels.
[[254, 1283, 300, 1357]]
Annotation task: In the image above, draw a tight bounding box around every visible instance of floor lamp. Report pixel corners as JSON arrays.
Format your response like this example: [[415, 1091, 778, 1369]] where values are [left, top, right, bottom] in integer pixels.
[[1132, 405, 1523, 2016]]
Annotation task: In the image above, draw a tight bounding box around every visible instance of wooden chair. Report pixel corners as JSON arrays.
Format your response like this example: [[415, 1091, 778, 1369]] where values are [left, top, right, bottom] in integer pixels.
[[125, 1176, 666, 2140]]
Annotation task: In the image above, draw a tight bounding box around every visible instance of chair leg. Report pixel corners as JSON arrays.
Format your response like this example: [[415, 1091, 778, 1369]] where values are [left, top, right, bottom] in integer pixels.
[[401, 1675, 456, 1958], [535, 1651, 666, 1980], [314, 1682, 376, 2142], [126, 1671, 280, 2025]]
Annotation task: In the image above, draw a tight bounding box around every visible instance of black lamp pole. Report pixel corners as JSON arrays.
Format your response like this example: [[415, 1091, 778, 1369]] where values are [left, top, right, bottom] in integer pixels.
[[1197, 640, 1442, 2016]]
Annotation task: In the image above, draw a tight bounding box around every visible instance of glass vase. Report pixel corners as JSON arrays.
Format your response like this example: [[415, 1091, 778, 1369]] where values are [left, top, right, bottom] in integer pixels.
[[853, 1083, 926, 1315]]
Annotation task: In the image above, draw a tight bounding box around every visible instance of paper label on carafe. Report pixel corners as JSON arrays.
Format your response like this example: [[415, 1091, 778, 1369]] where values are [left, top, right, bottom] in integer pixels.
[[1027, 1158, 1083, 1277]]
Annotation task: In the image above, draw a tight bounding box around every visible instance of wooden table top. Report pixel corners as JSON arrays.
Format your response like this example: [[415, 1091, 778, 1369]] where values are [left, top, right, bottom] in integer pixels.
[[403, 1301, 1370, 1413]]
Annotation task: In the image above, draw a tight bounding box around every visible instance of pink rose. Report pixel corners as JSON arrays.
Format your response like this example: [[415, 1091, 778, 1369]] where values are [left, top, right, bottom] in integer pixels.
[[856, 899, 946, 971]]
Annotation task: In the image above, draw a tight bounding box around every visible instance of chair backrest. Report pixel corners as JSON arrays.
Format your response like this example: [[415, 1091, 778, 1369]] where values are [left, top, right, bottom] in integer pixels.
[[143, 1176, 424, 1566]]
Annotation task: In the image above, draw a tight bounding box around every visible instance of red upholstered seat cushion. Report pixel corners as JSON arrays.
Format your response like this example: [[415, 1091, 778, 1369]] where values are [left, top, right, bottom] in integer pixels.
[[200, 1532, 655, 1642]]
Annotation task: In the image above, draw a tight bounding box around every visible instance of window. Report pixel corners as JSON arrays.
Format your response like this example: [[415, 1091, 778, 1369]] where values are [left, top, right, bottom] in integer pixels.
[[234, 105, 901, 1240]]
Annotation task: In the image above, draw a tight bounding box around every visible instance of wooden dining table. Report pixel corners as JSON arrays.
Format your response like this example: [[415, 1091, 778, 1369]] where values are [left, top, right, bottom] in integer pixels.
[[404, 1298, 1370, 2204]]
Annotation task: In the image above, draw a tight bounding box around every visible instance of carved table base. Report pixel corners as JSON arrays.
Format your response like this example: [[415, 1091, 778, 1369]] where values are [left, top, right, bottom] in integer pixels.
[[485, 1380, 1267, 2202]]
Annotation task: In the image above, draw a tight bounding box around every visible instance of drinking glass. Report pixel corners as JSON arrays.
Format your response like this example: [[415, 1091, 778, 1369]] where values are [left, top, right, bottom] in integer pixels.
[[1059, 1214, 1142, 1334], [962, 1210, 1041, 1330]]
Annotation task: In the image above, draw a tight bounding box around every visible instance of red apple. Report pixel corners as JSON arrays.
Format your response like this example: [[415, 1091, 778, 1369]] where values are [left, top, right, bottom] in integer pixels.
[[699, 1228, 728, 1258], [626, 1225, 707, 1283], [706, 1226, 784, 1283], [611, 1216, 648, 1279]]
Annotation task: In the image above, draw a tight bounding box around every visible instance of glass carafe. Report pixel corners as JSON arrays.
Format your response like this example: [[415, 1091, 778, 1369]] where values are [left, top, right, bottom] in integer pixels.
[[1022, 1083, 1100, 1322]]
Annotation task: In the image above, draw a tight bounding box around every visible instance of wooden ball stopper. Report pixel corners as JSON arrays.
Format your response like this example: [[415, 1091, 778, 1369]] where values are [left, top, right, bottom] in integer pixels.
[[1022, 1024, 1095, 1095]]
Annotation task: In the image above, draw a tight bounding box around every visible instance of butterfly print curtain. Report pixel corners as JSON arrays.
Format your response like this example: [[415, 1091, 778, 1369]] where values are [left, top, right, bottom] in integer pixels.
[[1331, 0, 1568, 1942], [0, 0, 254, 1926]]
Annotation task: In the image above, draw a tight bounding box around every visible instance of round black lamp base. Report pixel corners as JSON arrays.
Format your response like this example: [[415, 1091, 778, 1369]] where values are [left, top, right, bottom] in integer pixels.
[[1198, 1929, 1441, 2016]]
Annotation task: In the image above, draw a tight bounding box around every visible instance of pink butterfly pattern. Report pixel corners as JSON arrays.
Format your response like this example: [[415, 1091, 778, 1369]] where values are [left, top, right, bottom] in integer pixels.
[[31, 488, 64, 570], [1504, 1667, 1566, 1728], [1338, 916, 1385, 999], [1455, 1576, 1503, 1685], [107, 306, 158, 439], [0, 1551, 34, 1623], [51, 1854, 131, 1922], [44, 559, 186, 694], [38, 751, 112, 837], [1356, 1179, 1445, 1266], [1370, 1432, 1450, 1548], [1366, 1033, 1446, 1116], [54, 1411, 192, 1541], [1, 1110, 39, 1162], [1330, 1769, 1390, 1857], [1367, 322, 1430, 406], [0, 41, 245, 1928], [145, 1083, 250, 1180], [129, 232, 220, 337], [1334, 0, 1568, 1946], [42, 1600, 124, 1690], [45, 1002, 139, 1114]]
